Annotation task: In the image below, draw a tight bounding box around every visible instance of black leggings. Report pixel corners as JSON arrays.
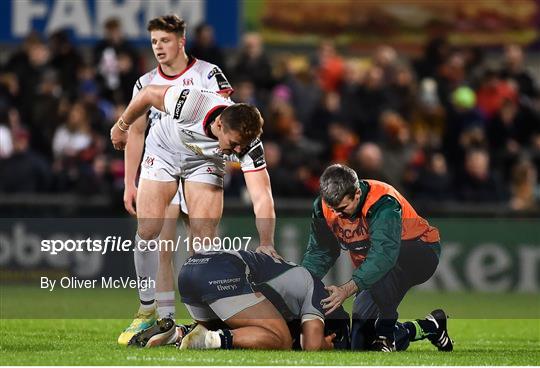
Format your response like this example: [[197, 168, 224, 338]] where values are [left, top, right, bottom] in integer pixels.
[[350, 242, 439, 350]]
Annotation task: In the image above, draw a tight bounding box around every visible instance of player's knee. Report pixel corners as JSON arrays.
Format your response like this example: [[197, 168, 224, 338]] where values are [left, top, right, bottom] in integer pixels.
[[137, 229, 161, 241], [137, 220, 162, 241], [266, 320, 292, 350]]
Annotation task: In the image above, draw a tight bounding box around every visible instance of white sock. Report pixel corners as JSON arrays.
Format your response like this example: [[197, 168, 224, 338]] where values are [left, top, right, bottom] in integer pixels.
[[134, 233, 158, 306], [205, 330, 222, 349], [138, 301, 156, 314], [156, 291, 176, 319]]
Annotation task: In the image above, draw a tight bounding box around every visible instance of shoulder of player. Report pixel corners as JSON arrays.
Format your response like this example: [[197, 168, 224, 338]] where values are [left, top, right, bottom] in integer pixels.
[[312, 196, 325, 218], [134, 68, 158, 90], [192, 58, 227, 78], [192, 58, 218, 71]]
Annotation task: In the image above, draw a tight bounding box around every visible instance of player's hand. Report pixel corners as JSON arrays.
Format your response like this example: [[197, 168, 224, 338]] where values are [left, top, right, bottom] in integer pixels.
[[322, 285, 348, 315], [322, 333, 336, 350], [255, 245, 283, 260], [110, 123, 128, 150], [123, 184, 137, 216]]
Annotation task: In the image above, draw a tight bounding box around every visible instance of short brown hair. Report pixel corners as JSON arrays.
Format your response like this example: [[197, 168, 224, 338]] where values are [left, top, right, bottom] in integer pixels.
[[220, 104, 264, 141], [147, 15, 186, 37]]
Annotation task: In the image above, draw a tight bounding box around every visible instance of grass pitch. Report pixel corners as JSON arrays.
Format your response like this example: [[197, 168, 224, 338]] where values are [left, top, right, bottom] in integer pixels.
[[1, 288, 539, 365]]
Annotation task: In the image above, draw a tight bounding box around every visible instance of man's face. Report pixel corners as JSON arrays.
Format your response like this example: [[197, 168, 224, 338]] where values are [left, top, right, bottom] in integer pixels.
[[215, 118, 251, 155], [331, 190, 361, 217], [150, 30, 183, 65], [219, 129, 250, 155]]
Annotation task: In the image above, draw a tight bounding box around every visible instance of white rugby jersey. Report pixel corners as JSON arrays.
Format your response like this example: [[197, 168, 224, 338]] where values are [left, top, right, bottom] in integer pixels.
[[132, 56, 233, 153], [162, 86, 266, 172]]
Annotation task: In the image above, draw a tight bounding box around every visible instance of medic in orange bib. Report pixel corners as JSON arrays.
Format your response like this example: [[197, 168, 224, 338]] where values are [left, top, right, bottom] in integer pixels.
[[301, 164, 453, 352]]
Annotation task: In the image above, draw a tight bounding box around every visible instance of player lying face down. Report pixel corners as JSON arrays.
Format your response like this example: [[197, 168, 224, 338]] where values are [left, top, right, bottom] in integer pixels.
[[130, 250, 350, 350]]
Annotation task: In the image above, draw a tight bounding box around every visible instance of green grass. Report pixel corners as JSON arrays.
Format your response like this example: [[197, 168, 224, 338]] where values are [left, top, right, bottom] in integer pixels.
[[1, 288, 539, 365]]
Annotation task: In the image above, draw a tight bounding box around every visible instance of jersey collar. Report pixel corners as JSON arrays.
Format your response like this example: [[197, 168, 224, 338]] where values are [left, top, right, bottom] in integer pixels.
[[203, 105, 228, 140], [157, 55, 196, 80]]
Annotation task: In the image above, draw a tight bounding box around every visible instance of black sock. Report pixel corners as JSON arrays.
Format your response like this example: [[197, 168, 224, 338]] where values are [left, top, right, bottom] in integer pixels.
[[403, 319, 437, 341], [219, 329, 234, 349], [418, 318, 437, 335], [375, 319, 396, 341]]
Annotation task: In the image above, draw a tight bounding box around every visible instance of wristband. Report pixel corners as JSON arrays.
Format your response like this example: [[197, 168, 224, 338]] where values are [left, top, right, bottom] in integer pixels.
[[117, 117, 130, 132]]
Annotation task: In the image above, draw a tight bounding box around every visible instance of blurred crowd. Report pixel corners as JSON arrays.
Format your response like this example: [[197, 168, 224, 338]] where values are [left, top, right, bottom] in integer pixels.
[[1, 19, 539, 211]]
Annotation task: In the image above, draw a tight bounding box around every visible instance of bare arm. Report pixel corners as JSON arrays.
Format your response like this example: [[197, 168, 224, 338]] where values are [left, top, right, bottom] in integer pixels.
[[244, 169, 277, 253], [301, 319, 335, 351], [110, 85, 169, 150], [122, 85, 168, 124], [122, 115, 148, 215]]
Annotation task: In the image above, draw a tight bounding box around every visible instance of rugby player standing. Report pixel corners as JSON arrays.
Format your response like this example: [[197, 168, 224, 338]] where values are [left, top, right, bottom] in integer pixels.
[[111, 15, 277, 345]]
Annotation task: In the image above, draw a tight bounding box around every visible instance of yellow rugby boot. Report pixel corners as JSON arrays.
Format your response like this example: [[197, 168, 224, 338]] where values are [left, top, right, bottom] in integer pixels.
[[117, 308, 157, 346]]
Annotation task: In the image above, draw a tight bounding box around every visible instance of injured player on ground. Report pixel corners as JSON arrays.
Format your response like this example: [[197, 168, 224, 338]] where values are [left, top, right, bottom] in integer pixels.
[[129, 250, 350, 351]]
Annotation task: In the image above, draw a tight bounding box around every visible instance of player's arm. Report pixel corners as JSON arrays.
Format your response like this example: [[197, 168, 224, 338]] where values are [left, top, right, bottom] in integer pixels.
[[239, 139, 279, 258], [301, 197, 341, 279], [301, 319, 335, 351], [110, 85, 169, 150], [244, 168, 279, 257], [123, 115, 148, 215], [352, 195, 402, 290]]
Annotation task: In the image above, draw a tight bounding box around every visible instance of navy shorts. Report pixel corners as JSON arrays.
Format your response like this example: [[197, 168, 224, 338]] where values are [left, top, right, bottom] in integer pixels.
[[178, 252, 254, 305]]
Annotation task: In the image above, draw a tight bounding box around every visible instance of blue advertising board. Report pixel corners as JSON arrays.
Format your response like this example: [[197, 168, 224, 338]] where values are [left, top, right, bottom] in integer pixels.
[[0, 0, 240, 47]]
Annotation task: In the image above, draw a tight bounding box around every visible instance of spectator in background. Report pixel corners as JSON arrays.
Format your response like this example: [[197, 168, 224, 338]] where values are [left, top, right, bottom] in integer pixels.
[[5, 32, 50, 122], [509, 158, 539, 211], [0, 128, 51, 192], [386, 64, 416, 120], [52, 102, 95, 191], [411, 152, 453, 201], [356, 66, 389, 141], [458, 149, 506, 202], [231, 32, 274, 105], [48, 30, 82, 99], [52, 102, 92, 159], [189, 23, 225, 70], [313, 39, 344, 93], [476, 69, 517, 120], [414, 37, 451, 80], [116, 50, 140, 105], [379, 111, 418, 190], [373, 45, 398, 85], [410, 78, 445, 150], [328, 122, 358, 163], [349, 142, 390, 183], [443, 86, 485, 166], [280, 120, 324, 169], [232, 78, 258, 106], [307, 91, 341, 144], [94, 18, 140, 102], [340, 59, 367, 134], [500, 44, 538, 99], [436, 51, 467, 111], [263, 141, 307, 197], [487, 98, 535, 172], [282, 56, 322, 126]]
